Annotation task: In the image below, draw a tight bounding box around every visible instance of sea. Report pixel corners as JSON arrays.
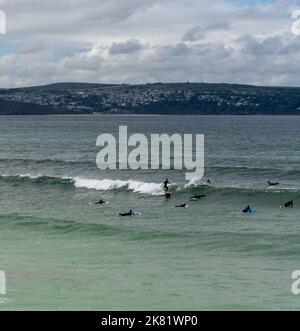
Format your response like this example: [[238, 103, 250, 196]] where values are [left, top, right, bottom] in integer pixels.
[[0, 114, 299, 310]]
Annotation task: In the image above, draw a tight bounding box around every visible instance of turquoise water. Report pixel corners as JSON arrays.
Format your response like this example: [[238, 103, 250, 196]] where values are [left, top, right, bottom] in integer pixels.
[[0, 115, 299, 310]]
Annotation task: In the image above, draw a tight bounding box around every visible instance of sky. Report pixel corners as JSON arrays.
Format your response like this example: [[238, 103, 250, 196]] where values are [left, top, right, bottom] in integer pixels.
[[0, 0, 300, 88]]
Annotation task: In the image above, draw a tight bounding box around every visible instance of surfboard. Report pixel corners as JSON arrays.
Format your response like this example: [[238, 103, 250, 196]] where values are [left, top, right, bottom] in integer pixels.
[[132, 212, 142, 216]]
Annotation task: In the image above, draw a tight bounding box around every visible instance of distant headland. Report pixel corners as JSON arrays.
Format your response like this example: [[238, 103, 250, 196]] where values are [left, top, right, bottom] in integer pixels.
[[0, 82, 299, 115]]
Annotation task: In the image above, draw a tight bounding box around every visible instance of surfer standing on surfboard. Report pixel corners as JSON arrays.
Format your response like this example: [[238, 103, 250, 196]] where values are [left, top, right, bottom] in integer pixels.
[[162, 178, 171, 192]]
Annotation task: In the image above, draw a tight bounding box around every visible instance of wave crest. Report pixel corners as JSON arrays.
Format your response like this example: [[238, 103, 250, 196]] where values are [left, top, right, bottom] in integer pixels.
[[1, 174, 299, 197], [73, 178, 163, 195]]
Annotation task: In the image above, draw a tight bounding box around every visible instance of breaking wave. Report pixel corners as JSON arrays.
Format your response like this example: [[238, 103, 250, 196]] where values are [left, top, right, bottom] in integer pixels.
[[0, 173, 299, 197], [0, 174, 164, 195], [73, 178, 164, 195]]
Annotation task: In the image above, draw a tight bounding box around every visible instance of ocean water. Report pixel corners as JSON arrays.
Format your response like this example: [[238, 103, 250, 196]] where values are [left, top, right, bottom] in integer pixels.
[[0, 115, 299, 310]]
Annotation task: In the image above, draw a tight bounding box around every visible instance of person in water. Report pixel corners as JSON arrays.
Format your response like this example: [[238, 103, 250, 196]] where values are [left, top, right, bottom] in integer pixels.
[[165, 192, 171, 199], [119, 209, 134, 216], [95, 199, 106, 205], [162, 178, 171, 192], [242, 205, 252, 213], [175, 202, 187, 208], [268, 181, 279, 186], [206, 179, 211, 185], [284, 200, 294, 208], [192, 195, 206, 200]]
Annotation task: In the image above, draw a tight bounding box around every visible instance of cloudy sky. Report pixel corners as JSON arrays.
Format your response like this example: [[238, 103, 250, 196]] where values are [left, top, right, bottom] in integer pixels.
[[0, 0, 300, 87]]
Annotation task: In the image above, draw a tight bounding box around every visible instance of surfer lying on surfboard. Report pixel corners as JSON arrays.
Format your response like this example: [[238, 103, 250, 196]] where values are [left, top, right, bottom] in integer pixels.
[[95, 199, 106, 205], [119, 209, 142, 216], [175, 202, 188, 208], [268, 181, 279, 186], [119, 209, 134, 216]]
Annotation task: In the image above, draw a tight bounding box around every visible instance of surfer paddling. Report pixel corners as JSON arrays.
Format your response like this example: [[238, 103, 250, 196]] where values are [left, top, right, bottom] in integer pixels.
[[119, 209, 134, 216], [268, 181, 279, 187], [95, 199, 106, 205], [175, 202, 188, 208]]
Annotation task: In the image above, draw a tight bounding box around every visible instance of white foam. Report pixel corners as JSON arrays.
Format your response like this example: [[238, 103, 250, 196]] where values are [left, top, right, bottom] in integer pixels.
[[18, 173, 43, 179], [183, 179, 204, 189], [0, 173, 43, 179], [73, 177, 164, 195]]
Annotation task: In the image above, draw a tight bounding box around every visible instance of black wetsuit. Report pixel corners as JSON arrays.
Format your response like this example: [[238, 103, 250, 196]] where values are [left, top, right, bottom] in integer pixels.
[[119, 210, 134, 216], [175, 203, 187, 208], [163, 180, 170, 192], [284, 200, 294, 208], [242, 205, 251, 213]]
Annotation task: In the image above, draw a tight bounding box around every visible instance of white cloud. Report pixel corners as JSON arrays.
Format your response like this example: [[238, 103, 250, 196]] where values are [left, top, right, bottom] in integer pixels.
[[0, 0, 299, 87]]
